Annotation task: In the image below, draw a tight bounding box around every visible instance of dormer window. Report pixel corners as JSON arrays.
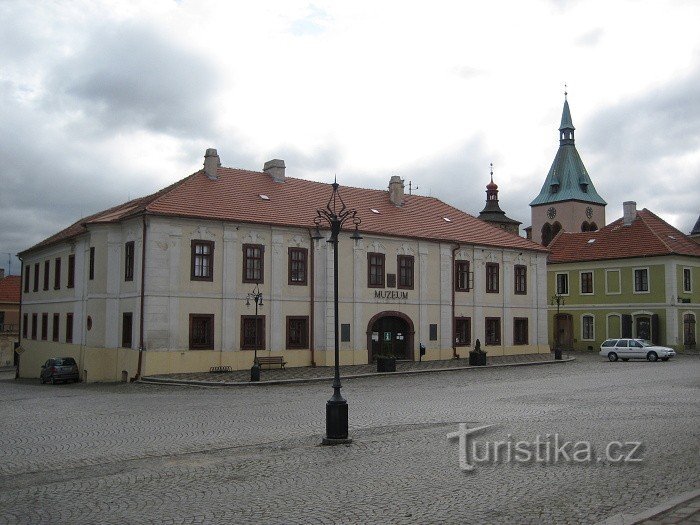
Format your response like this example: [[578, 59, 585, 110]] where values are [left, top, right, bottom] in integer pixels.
[[550, 183, 559, 194], [579, 182, 588, 193]]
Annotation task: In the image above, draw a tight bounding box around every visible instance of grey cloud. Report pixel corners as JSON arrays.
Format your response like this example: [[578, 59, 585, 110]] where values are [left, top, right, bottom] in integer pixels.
[[44, 22, 222, 138], [289, 4, 331, 36], [585, 65, 700, 234], [575, 28, 603, 47]]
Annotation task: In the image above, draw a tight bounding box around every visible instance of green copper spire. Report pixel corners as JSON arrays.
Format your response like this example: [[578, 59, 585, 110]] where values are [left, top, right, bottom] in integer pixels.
[[530, 96, 606, 207]]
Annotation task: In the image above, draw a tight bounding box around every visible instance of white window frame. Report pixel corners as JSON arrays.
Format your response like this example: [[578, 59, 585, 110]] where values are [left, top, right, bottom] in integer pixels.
[[581, 314, 595, 341], [632, 267, 650, 294], [682, 267, 692, 293], [555, 272, 569, 296], [605, 269, 621, 295], [579, 270, 594, 295], [606, 313, 622, 339]]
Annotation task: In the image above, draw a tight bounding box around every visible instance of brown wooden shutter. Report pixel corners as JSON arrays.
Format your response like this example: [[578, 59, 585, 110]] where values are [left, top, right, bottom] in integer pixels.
[[651, 314, 660, 345], [621, 315, 632, 338]]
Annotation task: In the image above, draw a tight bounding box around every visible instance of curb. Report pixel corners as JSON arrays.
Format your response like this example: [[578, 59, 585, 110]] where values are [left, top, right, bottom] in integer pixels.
[[594, 487, 700, 525], [139, 356, 576, 387]]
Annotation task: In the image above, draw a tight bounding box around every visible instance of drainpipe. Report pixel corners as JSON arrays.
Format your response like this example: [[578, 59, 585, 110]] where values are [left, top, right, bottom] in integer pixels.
[[451, 244, 460, 358], [308, 229, 316, 367], [136, 214, 147, 380], [16, 258, 23, 378]]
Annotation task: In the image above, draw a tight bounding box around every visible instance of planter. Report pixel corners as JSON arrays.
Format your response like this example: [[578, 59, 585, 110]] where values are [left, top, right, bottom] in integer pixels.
[[469, 351, 487, 366], [376, 356, 397, 372]]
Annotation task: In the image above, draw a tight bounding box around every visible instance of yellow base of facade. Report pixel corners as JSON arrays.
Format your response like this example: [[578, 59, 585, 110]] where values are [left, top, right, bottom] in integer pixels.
[[18, 343, 552, 383]]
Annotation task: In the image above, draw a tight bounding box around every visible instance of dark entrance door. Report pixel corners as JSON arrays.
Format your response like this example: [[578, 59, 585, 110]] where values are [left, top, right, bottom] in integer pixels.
[[554, 314, 573, 350], [636, 316, 651, 341], [370, 316, 410, 361]]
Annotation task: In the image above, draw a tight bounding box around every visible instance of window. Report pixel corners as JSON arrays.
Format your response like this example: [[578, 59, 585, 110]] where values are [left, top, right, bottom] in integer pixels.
[[556, 273, 569, 295], [541, 223, 553, 247], [52, 313, 59, 341], [485, 317, 501, 345], [486, 263, 499, 293], [125, 242, 135, 281], [286, 316, 308, 349], [580, 271, 593, 294], [43, 260, 50, 291], [242, 244, 263, 283], [33, 263, 39, 292], [189, 314, 214, 350], [605, 269, 621, 294], [67, 255, 75, 289], [514, 265, 527, 295], [241, 315, 265, 350], [122, 312, 133, 348], [66, 313, 73, 343], [54, 257, 61, 290], [41, 313, 48, 340], [367, 253, 385, 288], [634, 268, 649, 293], [24, 265, 29, 293], [454, 317, 471, 346], [31, 313, 37, 339], [89, 247, 95, 280], [455, 261, 470, 292], [397, 255, 414, 289], [341, 323, 351, 342], [288, 248, 307, 285], [429, 324, 438, 341], [191, 240, 214, 281], [683, 268, 692, 293], [513, 318, 528, 345], [582, 315, 595, 340], [22, 313, 28, 338]]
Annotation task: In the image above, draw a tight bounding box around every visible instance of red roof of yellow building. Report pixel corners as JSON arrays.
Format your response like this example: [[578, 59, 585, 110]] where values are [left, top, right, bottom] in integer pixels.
[[548, 208, 700, 263]]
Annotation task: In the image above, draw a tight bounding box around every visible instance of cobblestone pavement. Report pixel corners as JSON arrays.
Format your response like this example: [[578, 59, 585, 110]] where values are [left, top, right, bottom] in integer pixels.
[[0, 352, 698, 524], [147, 352, 557, 384]]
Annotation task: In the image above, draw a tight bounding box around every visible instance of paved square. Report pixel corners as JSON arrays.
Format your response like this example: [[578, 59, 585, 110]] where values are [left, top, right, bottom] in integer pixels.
[[0, 353, 698, 524]]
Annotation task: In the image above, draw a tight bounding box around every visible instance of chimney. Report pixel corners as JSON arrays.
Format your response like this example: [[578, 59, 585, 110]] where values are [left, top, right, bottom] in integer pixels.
[[623, 201, 637, 226], [388, 175, 405, 206], [264, 159, 286, 183], [203, 148, 220, 180]]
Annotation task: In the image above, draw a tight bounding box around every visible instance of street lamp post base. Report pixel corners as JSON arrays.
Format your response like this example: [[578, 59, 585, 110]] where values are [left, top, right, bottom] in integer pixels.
[[323, 398, 350, 444], [250, 363, 260, 382]]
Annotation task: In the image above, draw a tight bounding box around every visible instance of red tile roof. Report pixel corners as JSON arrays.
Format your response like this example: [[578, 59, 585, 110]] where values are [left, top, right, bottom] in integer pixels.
[[0, 276, 21, 303], [21, 167, 547, 255], [548, 209, 700, 263]]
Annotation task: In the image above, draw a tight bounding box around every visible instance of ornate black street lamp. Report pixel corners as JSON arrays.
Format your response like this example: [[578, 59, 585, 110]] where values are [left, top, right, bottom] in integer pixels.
[[312, 179, 361, 445], [246, 283, 263, 381], [551, 293, 565, 360]]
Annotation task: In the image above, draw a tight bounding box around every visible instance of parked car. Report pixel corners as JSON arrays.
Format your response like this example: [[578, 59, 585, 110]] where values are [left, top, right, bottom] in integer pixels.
[[40, 357, 80, 384], [599, 339, 676, 362]]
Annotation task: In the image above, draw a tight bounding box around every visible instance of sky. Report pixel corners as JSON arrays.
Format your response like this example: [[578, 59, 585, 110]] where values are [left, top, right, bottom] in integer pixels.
[[1, 0, 699, 276]]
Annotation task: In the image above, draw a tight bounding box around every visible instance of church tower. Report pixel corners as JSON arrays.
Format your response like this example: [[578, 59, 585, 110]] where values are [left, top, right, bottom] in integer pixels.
[[478, 164, 521, 235], [529, 94, 606, 246]]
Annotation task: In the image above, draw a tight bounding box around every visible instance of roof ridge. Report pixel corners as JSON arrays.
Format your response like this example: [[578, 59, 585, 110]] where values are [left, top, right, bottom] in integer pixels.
[[142, 171, 201, 214], [636, 208, 686, 254]]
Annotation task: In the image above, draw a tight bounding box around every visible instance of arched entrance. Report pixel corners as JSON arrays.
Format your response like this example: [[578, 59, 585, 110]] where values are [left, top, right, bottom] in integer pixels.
[[367, 311, 415, 362], [554, 313, 573, 350]]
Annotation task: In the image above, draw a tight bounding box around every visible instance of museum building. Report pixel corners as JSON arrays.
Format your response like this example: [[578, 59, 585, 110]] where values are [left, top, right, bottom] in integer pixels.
[[17, 150, 549, 382]]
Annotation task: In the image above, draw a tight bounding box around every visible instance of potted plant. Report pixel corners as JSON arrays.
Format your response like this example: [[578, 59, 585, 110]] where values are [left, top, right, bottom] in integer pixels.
[[376, 354, 397, 372], [469, 339, 487, 366]]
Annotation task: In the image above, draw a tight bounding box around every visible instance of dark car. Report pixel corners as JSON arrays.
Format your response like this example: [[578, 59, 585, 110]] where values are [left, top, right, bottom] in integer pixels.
[[40, 357, 80, 384]]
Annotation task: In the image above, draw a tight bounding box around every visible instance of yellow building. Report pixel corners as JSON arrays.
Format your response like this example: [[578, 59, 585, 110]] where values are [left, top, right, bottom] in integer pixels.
[[18, 150, 550, 382]]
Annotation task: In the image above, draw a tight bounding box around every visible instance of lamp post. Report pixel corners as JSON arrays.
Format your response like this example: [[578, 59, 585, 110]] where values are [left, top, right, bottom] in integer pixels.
[[312, 179, 361, 445], [551, 293, 565, 360], [246, 283, 263, 381]]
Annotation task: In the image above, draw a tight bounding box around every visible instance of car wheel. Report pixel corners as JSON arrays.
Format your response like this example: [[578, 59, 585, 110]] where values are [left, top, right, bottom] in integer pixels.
[[661, 357, 669, 362], [608, 352, 618, 362], [622, 358, 629, 362], [647, 351, 658, 362]]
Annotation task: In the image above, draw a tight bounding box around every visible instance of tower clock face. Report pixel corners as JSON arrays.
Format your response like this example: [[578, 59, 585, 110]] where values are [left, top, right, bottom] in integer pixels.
[[547, 207, 557, 219], [585, 206, 593, 219]]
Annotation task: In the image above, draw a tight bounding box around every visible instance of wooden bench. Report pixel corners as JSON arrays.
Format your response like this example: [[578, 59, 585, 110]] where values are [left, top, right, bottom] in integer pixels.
[[209, 366, 232, 373], [257, 356, 286, 369]]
